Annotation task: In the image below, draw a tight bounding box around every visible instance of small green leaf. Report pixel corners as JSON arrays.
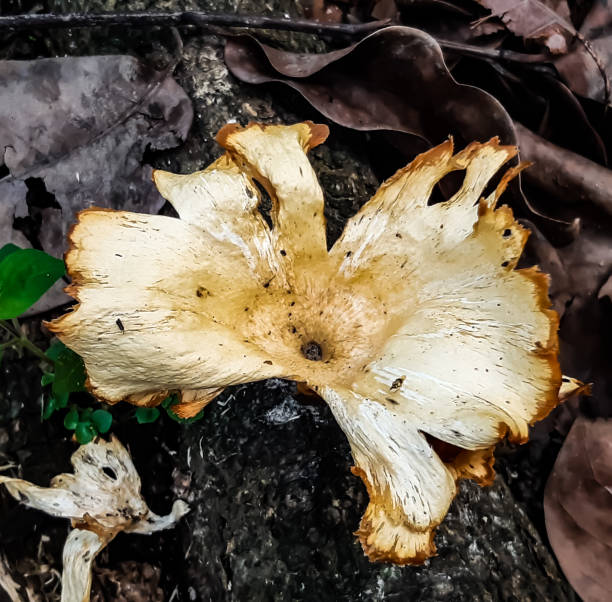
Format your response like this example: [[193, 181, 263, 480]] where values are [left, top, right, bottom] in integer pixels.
[[64, 407, 79, 430], [161, 394, 178, 410], [0, 243, 20, 264], [42, 396, 56, 420], [42, 392, 69, 420], [53, 392, 70, 410], [0, 248, 65, 319], [45, 340, 66, 361], [91, 409, 112, 434], [41, 372, 55, 387], [75, 421, 96, 445], [134, 407, 160, 424], [47, 341, 87, 395]]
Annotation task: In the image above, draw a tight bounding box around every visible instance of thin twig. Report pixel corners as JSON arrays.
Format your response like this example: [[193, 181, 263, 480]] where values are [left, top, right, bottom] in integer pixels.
[[0, 321, 16, 337], [438, 39, 549, 64], [18, 337, 51, 363], [0, 337, 19, 350], [0, 318, 51, 363], [0, 11, 389, 38], [0, 12, 553, 64], [516, 122, 612, 215]]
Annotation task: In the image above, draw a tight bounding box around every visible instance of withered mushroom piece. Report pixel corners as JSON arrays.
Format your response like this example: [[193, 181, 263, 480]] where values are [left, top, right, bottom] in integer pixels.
[[0, 436, 188, 601], [49, 122, 577, 564]]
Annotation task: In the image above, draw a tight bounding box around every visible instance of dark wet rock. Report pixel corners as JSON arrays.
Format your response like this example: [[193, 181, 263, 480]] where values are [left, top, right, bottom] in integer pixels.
[[178, 381, 573, 601]]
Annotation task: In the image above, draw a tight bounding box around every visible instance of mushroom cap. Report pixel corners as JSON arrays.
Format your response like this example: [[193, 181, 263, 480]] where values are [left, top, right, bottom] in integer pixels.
[[48, 122, 567, 564]]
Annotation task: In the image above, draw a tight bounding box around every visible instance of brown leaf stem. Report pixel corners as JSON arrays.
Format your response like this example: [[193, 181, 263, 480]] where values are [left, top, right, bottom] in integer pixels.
[[516, 122, 612, 216], [0, 12, 557, 62], [0, 12, 389, 38]]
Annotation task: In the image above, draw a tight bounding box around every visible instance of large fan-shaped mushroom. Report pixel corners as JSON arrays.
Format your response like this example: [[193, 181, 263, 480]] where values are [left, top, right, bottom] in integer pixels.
[[49, 122, 574, 564]]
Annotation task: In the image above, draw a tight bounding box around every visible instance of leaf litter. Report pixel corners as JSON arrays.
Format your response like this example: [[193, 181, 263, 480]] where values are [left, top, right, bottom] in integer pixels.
[[0, 54, 192, 312]]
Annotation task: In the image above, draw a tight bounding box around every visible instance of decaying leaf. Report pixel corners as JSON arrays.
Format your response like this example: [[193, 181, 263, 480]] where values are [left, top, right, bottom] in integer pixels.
[[225, 27, 517, 150], [544, 416, 612, 602], [523, 213, 612, 419], [474, 0, 575, 54], [47, 121, 582, 564], [475, 0, 611, 106], [0, 55, 193, 260], [555, 0, 612, 106], [0, 436, 189, 601]]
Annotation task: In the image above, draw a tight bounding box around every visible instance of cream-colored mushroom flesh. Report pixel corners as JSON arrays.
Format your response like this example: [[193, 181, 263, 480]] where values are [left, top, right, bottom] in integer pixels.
[[49, 122, 568, 564]]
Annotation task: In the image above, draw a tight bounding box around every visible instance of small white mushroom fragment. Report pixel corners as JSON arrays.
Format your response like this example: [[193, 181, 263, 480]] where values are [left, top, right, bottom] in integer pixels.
[[0, 436, 189, 602], [48, 122, 585, 564]]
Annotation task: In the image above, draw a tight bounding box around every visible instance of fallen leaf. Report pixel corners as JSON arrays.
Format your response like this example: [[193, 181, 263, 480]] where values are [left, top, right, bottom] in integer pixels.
[[0, 55, 193, 261], [475, 0, 611, 106], [544, 416, 612, 601], [522, 214, 612, 418], [225, 26, 517, 150], [474, 0, 575, 54], [0, 436, 189, 602], [555, 0, 612, 106]]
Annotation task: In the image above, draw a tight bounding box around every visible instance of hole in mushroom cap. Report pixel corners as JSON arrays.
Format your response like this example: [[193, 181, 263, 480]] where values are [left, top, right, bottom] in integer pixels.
[[252, 179, 274, 229], [301, 340, 323, 361], [428, 170, 467, 205], [102, 466, 117, 481]]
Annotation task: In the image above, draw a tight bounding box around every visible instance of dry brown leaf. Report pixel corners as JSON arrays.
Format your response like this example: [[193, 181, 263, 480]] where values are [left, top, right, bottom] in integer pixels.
[[474, 0, 575, 54], [475, 0, 611, 105], [523, 213, 612, 418], [225, 27, 517, 150], [544, 416, 612, 601], [555, 0, 612, 105]]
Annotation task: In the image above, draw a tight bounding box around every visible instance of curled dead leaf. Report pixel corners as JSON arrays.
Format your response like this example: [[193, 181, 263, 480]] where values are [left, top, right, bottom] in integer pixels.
[[555, 0, 612, 106], [474, 0, 575, 54], [545, 416, 612, 601], [225, 27, 517, 149]]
